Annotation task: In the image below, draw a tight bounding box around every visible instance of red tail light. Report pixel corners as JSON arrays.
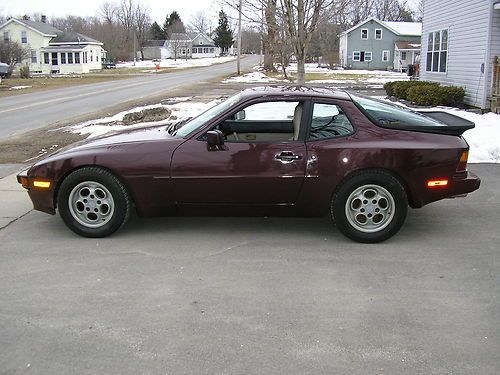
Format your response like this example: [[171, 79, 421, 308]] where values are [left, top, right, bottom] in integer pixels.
[[456, 150, 468, 172]]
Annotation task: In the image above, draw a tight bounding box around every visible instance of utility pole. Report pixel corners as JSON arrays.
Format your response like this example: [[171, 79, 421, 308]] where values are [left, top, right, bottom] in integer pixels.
[[237, 0, 242, 75]]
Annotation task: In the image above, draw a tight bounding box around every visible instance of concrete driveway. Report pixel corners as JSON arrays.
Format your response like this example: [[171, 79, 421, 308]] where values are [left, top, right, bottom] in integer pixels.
[[0, 164, 498, 374]]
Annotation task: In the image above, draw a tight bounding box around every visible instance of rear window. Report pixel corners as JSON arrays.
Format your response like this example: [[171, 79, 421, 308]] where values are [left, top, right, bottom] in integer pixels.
[[350, 94, 447, 128]]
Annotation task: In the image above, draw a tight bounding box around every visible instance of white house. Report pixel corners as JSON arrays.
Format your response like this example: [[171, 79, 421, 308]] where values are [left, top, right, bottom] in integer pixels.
[[0, 17, 105, 74], [143, 32, 220, 60], [420, 0, 500, 110]]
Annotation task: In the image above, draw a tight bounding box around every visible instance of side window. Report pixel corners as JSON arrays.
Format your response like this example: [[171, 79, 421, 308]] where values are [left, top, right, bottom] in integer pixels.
[[215, 101, 300, 142], [308, 103, 354, 140]]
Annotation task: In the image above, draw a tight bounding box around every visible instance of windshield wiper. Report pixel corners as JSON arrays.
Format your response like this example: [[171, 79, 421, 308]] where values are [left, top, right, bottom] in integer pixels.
[[166, 117, 193, 135]]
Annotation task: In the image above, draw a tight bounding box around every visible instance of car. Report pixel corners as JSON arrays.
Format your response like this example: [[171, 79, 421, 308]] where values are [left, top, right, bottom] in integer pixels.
[[17, 86, 480, 243], [102, 60, 116, 69]]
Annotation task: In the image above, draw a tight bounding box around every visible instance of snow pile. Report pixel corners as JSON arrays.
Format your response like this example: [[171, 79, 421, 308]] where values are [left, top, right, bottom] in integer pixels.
[[116, 56, 236, 70], [67, 97, 222, 138], [223, 72, 283, 83], [439, 109, 500, 163], [10, 85, 32, 90]]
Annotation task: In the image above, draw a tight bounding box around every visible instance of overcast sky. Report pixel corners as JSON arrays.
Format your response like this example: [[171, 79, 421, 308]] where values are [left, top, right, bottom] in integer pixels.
[[0, 0, 222, 25], [1, 0, 420, 26]]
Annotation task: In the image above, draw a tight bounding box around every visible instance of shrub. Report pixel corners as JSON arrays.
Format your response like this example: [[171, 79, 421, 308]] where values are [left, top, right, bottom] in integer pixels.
[[19, 65, 30, 78], [392, 81, 440, 100], [383, 81, 398, 97], [407, 85, 465, 107]]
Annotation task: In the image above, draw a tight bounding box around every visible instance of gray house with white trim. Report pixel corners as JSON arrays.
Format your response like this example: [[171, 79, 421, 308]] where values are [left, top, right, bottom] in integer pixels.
[[420, 0, 500, 110], [339, 18, 422, 71], [143, 32, 220, 60]]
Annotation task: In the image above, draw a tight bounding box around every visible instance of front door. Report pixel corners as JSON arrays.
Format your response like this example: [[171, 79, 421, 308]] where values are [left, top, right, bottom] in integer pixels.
[[170, 100, 308, 205]]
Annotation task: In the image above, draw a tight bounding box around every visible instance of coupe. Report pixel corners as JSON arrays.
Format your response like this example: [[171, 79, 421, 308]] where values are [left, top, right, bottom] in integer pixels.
[[17, 87, 480, 243]]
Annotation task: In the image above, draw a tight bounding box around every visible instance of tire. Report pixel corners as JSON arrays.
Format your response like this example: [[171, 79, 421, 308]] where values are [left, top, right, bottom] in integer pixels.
[[57, 167, 131, 238], [332, 171, 408, 243]]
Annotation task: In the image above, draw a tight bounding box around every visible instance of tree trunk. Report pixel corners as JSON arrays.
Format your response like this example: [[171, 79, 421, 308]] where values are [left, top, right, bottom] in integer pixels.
[[296, 50, 305, 85], [263, 0, 277, 71]]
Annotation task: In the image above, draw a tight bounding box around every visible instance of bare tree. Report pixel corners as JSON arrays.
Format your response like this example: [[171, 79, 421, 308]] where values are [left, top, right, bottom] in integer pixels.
[[100, 2, 116, 24], [189, 11, 213, 34], [374, 0, 413, 21], [0, 40, 30, 70], [134, 2, 151, 60], [281, 0, 326, 85]]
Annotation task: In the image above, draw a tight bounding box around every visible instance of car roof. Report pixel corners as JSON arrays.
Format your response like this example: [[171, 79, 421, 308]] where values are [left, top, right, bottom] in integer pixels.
[[238, 86, 351, 101]]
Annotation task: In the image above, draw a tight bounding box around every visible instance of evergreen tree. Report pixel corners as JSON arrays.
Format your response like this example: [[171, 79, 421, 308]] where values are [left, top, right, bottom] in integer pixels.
[[163, 11, 186, 38], [149, 22, 165, 40], [213, 10, 233, 55]]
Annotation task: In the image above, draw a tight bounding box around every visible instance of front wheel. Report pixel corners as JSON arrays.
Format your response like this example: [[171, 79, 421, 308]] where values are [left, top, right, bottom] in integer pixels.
[[332, 171, 408, 243], [57, 167, 131, 237]]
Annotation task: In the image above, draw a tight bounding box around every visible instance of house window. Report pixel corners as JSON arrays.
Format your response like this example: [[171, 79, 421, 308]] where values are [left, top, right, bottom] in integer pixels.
[[83, 52, 87, 63], [21, 31, 27, 43], [210, 48, 214, 53], [192, 47, 197, 53], [68, 53, 73, 64], [353, 51, 371, 62], [361, 29, 368, 39], [75, 52, 80, 64], [199, 40, 202, 45], [90, 52, 93, 62], [3, 31, 9, 42], [44, 53, 49, 64], [401, 51, 407, 60], [382, 50, 390, 61], [426, 29, 448, 73], [375, 29, 382, 39], [51, 52, 58, 65], [61, 52, 66, 64]]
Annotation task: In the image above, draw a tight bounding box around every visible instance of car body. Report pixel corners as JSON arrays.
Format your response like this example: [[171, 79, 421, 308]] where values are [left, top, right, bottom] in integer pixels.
[[17, 86, 480, 242], [102, 60, 116, 69]]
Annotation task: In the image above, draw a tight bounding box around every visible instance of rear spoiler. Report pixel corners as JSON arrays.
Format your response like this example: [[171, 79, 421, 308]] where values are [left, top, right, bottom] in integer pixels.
[[413, 111, 475, 136]]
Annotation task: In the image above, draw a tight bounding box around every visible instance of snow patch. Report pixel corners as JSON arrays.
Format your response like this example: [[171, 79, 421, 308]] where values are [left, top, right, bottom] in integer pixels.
[[10, 85, 32, 90], [116, 56, 236, 70], [223, 72, 283, 83]]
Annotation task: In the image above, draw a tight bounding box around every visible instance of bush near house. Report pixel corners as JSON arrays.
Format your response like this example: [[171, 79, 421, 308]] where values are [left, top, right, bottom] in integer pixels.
[[19, 66, 30, 79], [408, 85, 465, 107], [384, 80, 465, 107]]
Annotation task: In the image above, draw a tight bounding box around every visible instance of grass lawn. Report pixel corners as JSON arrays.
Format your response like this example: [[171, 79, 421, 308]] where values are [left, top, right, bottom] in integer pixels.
[[0, 74, 131, 97]]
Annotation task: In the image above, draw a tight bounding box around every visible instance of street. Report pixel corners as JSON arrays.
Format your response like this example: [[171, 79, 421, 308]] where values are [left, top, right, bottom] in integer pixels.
[[0, 55, 261, 139], [0, 164, 498, 374]]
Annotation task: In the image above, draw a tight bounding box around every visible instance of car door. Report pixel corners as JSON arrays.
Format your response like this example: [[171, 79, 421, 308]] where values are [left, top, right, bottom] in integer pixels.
[[170, 100, 308, 205]]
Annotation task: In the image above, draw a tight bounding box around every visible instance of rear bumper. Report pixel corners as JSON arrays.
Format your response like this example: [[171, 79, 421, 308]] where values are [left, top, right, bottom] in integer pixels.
[[450, 171, 481, 197]]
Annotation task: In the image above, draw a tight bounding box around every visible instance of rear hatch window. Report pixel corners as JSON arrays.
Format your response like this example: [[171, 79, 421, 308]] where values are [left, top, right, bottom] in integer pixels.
[[350, 94, 474, 135]]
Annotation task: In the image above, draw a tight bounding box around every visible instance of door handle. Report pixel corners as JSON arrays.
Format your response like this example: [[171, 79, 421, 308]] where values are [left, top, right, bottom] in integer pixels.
[[275, 151, 303, 163]]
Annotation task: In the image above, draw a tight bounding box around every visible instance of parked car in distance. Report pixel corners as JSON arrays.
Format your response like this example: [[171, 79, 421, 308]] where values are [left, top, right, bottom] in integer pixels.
[[17, 86, 480, 243], [102, 60, 116, 69], [0, 62, 10, 78]]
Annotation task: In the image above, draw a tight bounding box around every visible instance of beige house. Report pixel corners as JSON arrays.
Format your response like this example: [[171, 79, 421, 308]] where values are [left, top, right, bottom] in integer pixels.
[[0, 17, 105, 74]]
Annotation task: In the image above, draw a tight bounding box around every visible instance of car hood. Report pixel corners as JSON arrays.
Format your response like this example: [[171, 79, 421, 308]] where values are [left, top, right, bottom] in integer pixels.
[[68, 124, 176, 151]]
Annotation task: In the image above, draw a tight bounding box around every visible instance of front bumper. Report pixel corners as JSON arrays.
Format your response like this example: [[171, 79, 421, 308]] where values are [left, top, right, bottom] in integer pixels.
[[17, 168, 56, 215]]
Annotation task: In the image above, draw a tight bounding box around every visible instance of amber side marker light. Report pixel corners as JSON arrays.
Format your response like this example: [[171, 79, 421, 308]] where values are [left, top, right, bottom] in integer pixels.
[[33, 180, 51, 188], [427, 180, 448, 188]]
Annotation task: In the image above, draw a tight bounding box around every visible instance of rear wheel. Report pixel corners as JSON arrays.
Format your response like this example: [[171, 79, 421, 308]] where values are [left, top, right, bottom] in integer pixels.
[[332, 171, 408, 243], [57, 167, 131, 237]]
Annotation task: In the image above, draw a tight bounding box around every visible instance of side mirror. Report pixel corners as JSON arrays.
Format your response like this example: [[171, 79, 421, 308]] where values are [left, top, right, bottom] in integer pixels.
[[234, 110, 245, 121], [207, 130, 225, 150]]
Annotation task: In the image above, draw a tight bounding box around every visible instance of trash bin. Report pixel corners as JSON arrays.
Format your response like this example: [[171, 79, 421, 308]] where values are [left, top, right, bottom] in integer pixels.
[[407, 64, 414, 77]]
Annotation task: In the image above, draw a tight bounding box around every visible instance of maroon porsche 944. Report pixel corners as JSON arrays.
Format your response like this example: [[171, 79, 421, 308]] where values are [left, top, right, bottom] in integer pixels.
[[17, 87, 480, 243]]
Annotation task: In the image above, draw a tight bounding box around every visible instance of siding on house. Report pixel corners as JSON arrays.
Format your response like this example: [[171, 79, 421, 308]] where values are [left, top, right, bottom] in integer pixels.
[[420, 0, 496, 109], [340, 19, 421, 70]]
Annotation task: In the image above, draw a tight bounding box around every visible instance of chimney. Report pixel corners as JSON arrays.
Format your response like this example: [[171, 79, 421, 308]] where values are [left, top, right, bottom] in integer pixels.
[[41, 15, 47, 23]]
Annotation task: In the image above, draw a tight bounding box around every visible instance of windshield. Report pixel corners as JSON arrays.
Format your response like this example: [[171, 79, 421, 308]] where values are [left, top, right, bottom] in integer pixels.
[[350, 94, 447, 128], [174, 93, 242, 137]]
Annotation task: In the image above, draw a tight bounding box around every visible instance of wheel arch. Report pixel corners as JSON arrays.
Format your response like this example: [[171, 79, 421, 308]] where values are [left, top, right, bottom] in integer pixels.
[[53, 165, 136, 211], [333, 167, 416, 208]]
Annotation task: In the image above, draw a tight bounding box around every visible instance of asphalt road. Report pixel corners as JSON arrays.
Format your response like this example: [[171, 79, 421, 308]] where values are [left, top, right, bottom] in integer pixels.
[[0, 164, 498, 374], [0, 55, 261, 139]]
